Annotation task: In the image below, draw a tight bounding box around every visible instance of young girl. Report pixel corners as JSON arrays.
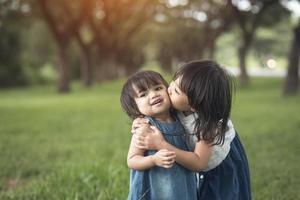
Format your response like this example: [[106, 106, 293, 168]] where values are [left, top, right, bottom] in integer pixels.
[[120, 70, 197, 200], [132, 60, 251, 200]]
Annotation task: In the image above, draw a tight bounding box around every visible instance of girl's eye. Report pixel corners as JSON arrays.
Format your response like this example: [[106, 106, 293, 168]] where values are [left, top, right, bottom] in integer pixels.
[[155, 86, 163, 91], [138, 92, 147, 97]]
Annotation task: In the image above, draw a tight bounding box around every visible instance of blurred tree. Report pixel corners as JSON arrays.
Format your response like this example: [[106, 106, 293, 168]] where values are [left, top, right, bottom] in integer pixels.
[[155, 0, 236, 72], [21, 19, 57, 84], [0, 0, 28, 87], [229, 0, 286, 87], [283, 19, 300, 95], [253, 19, 292, 66], [37, 0, 81, 92], [86, 0, 158, 80], [74, 0, 93, 87]]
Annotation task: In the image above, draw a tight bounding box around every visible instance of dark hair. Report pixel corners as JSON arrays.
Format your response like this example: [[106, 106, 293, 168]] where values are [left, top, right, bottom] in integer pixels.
[[174, 60, 235, 145], [120, 70, 169, 119]]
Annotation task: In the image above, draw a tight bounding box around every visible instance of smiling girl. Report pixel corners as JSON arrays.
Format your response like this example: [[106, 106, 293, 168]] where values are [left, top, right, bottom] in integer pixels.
[[120, 70, 197, 200]]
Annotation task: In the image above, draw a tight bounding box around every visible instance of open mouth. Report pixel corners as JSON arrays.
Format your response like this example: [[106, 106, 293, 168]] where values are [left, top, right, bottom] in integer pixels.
[[151, 98, 163, 106]]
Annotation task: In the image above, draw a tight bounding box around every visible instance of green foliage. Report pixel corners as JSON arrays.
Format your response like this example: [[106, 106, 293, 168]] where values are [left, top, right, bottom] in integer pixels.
[[20, 19, 59, 84], [0, 78, 299, 199], [0, 17, 27, 87], [253, 19, 293, 67]]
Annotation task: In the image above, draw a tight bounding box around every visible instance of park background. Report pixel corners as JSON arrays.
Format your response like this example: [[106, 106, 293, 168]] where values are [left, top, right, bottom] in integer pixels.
[[0, 0, 300, 199]]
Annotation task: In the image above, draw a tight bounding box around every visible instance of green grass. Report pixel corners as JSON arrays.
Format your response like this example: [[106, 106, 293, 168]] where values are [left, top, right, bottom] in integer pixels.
[[0, 78, 299, 200]]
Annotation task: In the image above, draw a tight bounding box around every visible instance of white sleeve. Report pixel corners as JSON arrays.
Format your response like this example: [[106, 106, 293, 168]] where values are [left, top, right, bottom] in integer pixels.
[[204, 119, 236, 171]]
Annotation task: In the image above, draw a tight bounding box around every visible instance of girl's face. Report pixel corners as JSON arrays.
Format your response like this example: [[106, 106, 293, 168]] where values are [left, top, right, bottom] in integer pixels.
[[133, 83, 171, 118], [168, 77, 192, 112]]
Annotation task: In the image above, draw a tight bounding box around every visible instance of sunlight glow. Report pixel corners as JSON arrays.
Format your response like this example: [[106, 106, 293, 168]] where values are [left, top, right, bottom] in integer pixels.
[[96, 10, 105, 20], [168, 0, 188, 7], [193, 11, 207, 22], [20, 4, 30, 13], [232, 0, 252, 11], [281, 0, 300, 17], [155, 14, 167, 23], [266, 59, 277, 69]]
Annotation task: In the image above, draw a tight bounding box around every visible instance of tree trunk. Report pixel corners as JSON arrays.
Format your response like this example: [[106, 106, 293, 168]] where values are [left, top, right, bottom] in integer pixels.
[[238, 45, 250, 87], [58, 45, 70, 93], [283, 23, 300, 96], [79, 46, 93, 87]]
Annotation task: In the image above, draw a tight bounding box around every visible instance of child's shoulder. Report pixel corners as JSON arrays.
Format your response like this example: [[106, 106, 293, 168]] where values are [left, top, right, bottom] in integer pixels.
[[176, 111, 197, 123]]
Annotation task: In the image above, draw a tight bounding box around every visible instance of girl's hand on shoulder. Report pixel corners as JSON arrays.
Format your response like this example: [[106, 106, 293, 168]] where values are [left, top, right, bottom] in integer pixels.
[[133, 125, 165, 150], [132, 124, 153, 150], [131, 118, 149, 134], [152, 149, 176, 169]]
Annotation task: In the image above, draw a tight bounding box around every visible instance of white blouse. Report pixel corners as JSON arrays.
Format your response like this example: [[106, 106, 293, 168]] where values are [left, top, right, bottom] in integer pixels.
[[178, 112, 236, 171]]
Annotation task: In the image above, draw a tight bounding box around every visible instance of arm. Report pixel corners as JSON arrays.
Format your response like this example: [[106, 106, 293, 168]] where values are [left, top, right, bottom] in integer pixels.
[[133, 125, 212, 172], [127, 125, 176, 170], [159, 137, 212, 172], [127, 136, 156, 170]]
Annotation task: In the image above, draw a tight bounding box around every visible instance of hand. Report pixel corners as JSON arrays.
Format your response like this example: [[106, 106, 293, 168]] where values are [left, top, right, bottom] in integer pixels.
[[133, 125, 165, 150], [152, 149, 176, 168], [131, 118, 149, 134]]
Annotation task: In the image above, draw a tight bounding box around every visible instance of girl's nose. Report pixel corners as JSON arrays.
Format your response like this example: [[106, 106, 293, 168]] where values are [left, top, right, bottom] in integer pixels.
[[149, 90, 157, 98]]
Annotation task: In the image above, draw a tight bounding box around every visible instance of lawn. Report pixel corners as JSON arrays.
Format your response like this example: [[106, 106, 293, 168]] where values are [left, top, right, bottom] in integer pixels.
[[0, 78, 299, 200]]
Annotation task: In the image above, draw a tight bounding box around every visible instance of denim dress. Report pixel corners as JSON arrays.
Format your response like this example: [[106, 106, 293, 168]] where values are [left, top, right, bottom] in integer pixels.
[[198, 133, 251, 200], [128, 115, 197, 200]]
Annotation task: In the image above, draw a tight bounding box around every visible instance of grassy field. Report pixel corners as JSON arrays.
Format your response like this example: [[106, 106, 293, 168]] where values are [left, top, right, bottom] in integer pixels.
[[0, 78, 299, 200]]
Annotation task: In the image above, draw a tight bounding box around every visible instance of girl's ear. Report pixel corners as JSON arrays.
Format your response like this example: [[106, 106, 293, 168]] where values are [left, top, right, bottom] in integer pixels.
[[191, 107, 196, 112]]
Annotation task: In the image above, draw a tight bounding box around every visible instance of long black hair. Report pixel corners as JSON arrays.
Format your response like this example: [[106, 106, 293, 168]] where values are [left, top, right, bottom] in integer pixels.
[[174, 60, 235, 145], [120, 70, 169, 119]]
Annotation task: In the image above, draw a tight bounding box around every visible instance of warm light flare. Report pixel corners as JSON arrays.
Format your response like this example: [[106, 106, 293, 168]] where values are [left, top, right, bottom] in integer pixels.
[[266, 59, 277, 69]]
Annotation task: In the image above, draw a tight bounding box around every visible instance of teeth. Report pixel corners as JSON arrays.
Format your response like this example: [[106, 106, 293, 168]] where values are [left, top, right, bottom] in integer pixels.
[[152, 99, 162, 105]]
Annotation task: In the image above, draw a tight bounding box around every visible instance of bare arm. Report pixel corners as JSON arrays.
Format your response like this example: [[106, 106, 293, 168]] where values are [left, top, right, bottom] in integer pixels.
[[159, 138, 212, 171], [133, 125, 212, 172], [128, 125, 176, 170], [127, 136, 156, 170]]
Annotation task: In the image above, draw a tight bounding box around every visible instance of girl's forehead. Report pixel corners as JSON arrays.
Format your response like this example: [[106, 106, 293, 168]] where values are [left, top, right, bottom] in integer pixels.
[[132, 82, 162, 92]]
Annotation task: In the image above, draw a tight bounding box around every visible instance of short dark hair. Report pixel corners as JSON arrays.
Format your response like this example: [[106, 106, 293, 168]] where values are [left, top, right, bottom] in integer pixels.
[[174, 60, 235, 145], [120, 70, 168, 119]]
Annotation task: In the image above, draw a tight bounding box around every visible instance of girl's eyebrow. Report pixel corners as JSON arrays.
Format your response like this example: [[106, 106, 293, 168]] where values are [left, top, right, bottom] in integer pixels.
[[137, 89, 146, 93], [136, 83, 164, 93]]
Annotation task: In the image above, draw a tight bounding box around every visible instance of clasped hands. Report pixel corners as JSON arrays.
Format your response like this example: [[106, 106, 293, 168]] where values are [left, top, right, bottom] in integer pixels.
[[131, 118, 176, 168]]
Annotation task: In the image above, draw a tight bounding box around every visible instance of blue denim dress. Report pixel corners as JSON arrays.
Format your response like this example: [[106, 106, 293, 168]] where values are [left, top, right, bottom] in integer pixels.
[[198, 133, 251, 200], [128, 115, 197, 200]]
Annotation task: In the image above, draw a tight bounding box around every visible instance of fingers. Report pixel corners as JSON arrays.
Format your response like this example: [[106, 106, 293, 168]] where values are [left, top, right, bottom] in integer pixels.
[[150, 125, 159, 131], [133, 126, 152, 136], [132, 134, 148, 149], [150, 126, 163, 135], [159, 149, 176, 157], [132, 118, 149, 130], [131, 123, 143, 133], [161, 158, 175, 168], [157, 149, 176, 168]]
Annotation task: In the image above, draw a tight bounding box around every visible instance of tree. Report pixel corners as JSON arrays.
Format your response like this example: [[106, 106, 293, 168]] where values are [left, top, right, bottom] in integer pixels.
[[229, 0, 283, 86], [0, 0, 28, 87], [283, 20, 300, 95], [37, 0, 81, 92], [154, 0, 236, 72], [86, 0, 158, 80]]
